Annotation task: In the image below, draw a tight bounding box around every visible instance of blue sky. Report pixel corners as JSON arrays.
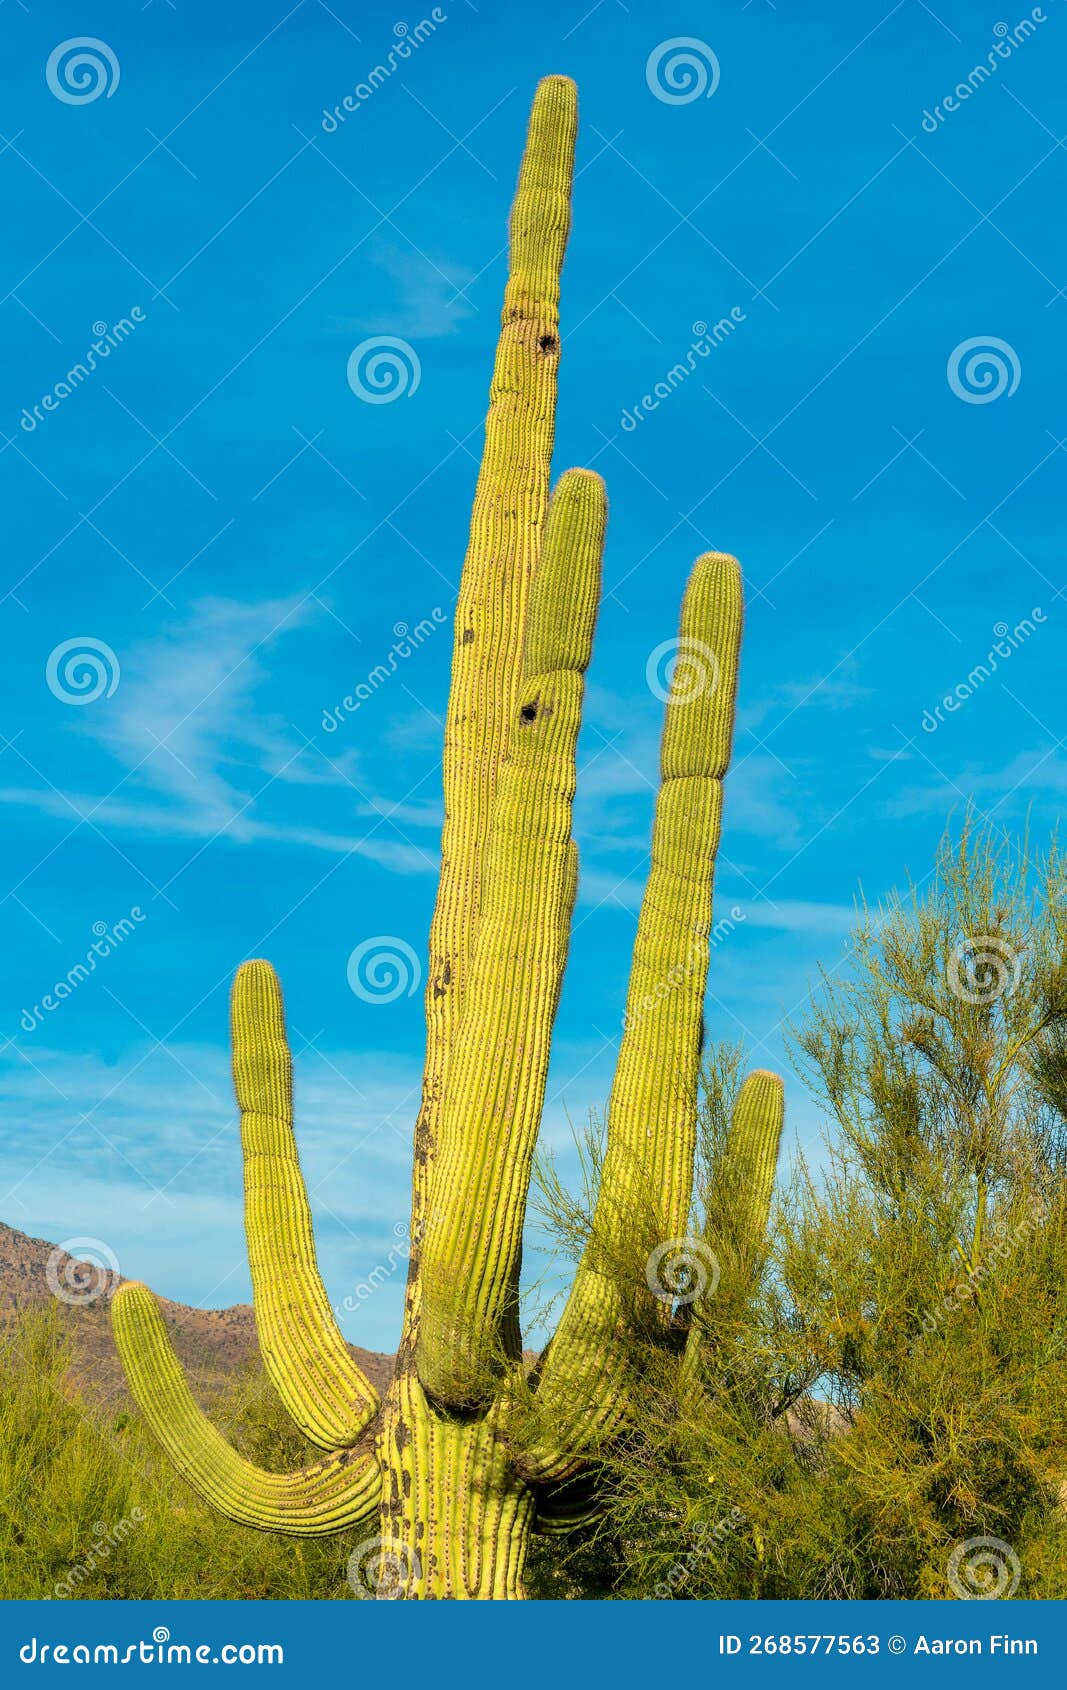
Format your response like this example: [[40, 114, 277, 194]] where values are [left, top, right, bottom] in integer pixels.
[[1, 0, 1064, 1350]]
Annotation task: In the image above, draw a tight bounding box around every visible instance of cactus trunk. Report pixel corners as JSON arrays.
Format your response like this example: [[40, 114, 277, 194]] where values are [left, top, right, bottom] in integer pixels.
[[111, 75, 785, 1600], [378, 1378, 533, 1600]]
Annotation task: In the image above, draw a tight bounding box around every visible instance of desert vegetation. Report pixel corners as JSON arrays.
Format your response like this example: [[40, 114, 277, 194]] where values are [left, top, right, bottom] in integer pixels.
[[0, 1309, 354, 1600]]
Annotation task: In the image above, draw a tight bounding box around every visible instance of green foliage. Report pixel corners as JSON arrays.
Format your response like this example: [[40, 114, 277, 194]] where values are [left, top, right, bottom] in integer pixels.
[[0, 1309, 356, 1600], [531, 825, 1067, 1600]]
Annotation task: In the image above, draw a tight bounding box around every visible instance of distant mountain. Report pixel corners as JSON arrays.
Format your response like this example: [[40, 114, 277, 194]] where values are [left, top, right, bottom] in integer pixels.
[[0, 1221, 394, 1405]]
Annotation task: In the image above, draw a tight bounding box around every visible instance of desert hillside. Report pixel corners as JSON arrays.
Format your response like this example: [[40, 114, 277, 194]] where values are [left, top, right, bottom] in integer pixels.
[[0, 1221, 394, 1405]]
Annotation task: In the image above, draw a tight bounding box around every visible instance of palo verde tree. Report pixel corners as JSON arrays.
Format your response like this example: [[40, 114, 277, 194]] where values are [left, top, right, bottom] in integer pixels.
[[775, 823, 1067, 1598], [112, 77, 783, 1600], [537, 827, 1067, 1601]]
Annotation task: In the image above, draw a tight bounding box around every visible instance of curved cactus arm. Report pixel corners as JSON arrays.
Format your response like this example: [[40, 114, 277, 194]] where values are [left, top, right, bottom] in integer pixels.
[[233, 960, 380, 1448], [416, 468, 606, 1405], [520, 552, 744, 1481], [529, 1466, 604, 1537], [112, 1283, 381, 1536], [408, 77, 578, 1322]]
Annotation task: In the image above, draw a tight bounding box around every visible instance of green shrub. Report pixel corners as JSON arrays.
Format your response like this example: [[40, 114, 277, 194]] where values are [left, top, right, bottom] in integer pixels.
[[0, 1308, 356, 1599]]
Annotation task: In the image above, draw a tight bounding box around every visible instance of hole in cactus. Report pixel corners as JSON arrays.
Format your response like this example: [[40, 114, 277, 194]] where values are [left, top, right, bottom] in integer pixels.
[[520, 701, 538, 723], [538, 334, 557, 354]]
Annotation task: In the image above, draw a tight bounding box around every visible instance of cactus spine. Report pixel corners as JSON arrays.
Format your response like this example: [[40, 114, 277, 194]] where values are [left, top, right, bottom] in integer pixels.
[[112, 76, 784, 1599]]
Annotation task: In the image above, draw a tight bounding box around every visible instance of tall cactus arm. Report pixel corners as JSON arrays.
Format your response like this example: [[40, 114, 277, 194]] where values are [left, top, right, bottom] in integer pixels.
[[521, 552, 744, 1482], [416, 469, 606, 1406], [682, 1068, 784, 1386], [408, 77, 578, 1311], [233, 960, 380, 1448], [112, 1283, 380, 1536], [721, 1067, 784, 1257]]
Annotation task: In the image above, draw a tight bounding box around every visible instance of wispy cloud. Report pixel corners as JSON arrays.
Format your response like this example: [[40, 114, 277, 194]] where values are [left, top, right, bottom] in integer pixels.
[[335, 244, 476, 339], [575, 867, 644, 913], [0, 597, 443, 869], [725, 754, 807, 851], [868, 744, 914, 763], [739, 897, 858, 935], [737, 673, 872, 737], [885, 748, 1067, 818]]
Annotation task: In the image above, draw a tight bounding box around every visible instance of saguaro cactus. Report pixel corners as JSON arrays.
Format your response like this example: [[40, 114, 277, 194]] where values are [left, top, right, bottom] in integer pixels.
[[112, 76, 784, 1599]]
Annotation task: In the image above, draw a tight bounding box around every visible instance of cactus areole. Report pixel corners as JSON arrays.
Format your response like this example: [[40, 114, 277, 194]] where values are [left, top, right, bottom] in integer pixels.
[[112, 77, 784, 1599]]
